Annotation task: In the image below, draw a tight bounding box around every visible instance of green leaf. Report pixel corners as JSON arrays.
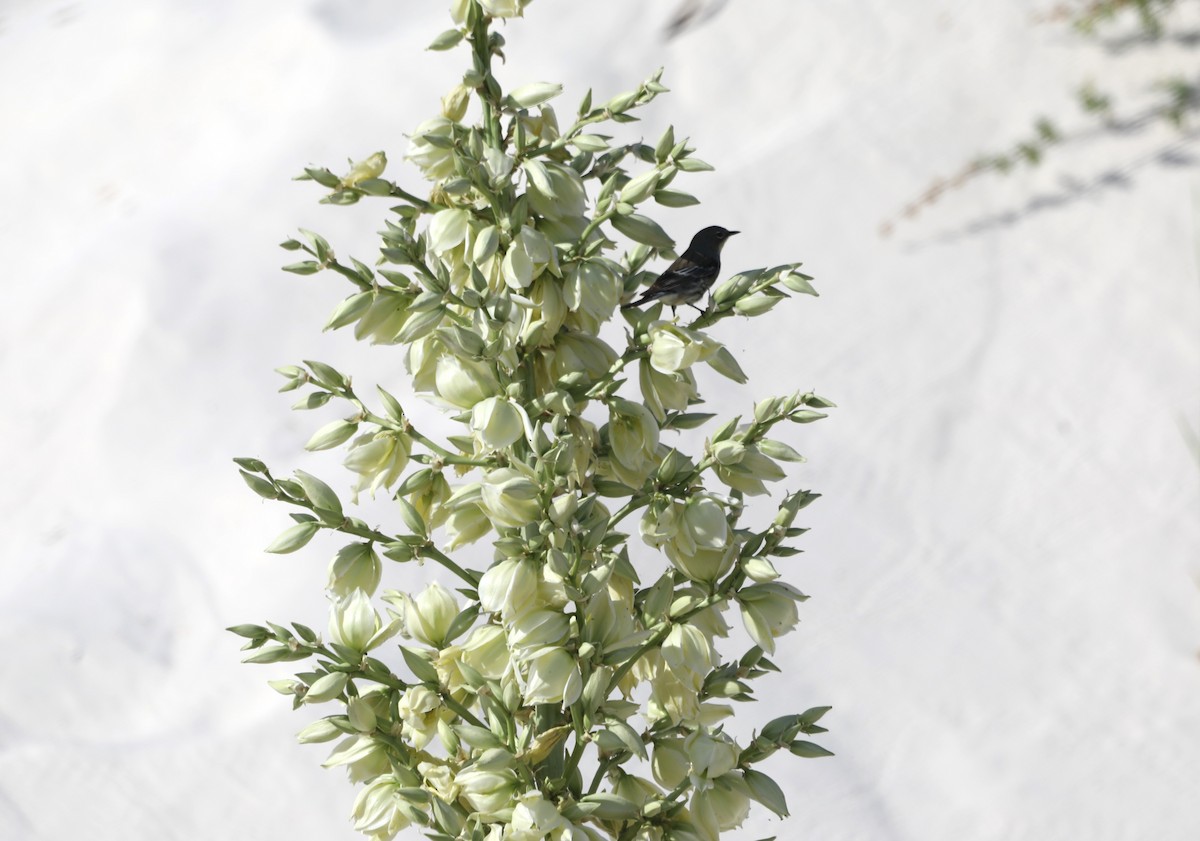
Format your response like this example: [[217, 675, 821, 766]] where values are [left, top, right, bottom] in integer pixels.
[[282, 261, 321, 275], [789, 740, 835, 758], [304, 419, 358, 452], [240, 470, 279, 499], [325, 291, 373, 331], [578, 793, 641, 821], [400, 646, 440, 683], [226, 624, 269, 639], [242, 645, 311, 664], [396, 497, 427, 537], [676, 156, 714, 172], [781, 271, 818, 296], [302, 167, 341, 188], [663, 411, 716, 430], [427, 28, 464, 51], [291, 391, 332, 411], [758, 439, 804, 462], [707, 346, 748, 383], [610, 213, 674, 250], [743, 768, 789, 817], [377, 386, 405, 424], [799, 706, 832, 727], [294, 470, 343, 518], [232, 457, 267, 473], [303, 360, 348, 390], [265, 521, 320, 554], [653, 189, 700, 208]]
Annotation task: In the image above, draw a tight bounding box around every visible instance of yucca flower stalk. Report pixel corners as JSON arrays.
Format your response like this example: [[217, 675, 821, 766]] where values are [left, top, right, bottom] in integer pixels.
[[231, 3, 833, 840]]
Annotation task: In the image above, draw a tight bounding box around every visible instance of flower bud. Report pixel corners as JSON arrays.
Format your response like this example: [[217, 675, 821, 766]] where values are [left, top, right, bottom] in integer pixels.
[[304, 671, 349, 704], [328, 542, 382, 597], [442, 84, 471, 122]]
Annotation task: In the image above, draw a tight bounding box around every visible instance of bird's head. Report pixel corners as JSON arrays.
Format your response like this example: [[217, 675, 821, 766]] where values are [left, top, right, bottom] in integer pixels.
[[690, 225, 739, 254]]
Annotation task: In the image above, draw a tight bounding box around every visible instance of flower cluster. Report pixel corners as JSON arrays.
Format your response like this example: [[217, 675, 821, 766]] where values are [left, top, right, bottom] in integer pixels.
[[233, 2, 834, 840]]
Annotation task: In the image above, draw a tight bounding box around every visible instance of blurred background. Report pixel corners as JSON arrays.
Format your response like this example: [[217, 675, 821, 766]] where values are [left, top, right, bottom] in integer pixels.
[[1, 0, 1198, 839]]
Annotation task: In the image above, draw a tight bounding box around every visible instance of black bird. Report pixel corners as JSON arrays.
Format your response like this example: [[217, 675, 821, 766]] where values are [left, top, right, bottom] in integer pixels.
[[621, 226, 738, 316]]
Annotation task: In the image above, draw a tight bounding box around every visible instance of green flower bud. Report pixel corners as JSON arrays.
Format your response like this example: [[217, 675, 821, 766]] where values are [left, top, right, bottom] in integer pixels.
[[305, 418, 359, 452], [304, 671, 349, 704]]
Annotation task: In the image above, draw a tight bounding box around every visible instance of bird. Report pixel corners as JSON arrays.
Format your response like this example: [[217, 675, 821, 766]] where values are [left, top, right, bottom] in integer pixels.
[[621, 226, 738, 317]]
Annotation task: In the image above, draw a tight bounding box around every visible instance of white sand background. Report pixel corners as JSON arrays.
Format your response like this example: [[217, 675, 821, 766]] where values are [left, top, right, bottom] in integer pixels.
[[1, 1, 1198, 839]]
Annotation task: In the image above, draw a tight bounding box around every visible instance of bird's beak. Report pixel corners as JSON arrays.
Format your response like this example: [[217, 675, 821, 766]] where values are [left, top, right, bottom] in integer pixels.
[[728, 230, 740, 236]]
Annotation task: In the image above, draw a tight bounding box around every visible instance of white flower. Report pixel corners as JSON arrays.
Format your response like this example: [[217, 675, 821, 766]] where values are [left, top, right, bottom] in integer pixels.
[[428, 207, 471, 254], [406, 118, 457, 181], [660, 623, 714, 686], [639, 361, 698, 421], [396, 685, 448, 749], [479, 467, 542, 529], [479, 0, 525, 18], [506, 791, 572, 841], [736, 582, 805, 654], [522, 645, 582, 704], [647, 322, 719, 374], [606, 398, 660, 488], [435, 354, 501, 409], [329, 589, 398, 652], [662, 495, 738, 583], [479, 558, 539, 619], [328, 542, 382, 597], [471, 396, 531, 451], [526, 161, 586, 220], [389, 581, 460, 648], [457, 765, 519, 815], [351, 774, 418, 837], [684, 729, 739, 781], [344, 430, 412, 499], [502, 227, 556, 290]]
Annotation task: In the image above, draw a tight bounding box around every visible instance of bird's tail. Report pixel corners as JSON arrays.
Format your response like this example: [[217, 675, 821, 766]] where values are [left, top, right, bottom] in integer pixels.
[[621, 291, 649, 309]]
